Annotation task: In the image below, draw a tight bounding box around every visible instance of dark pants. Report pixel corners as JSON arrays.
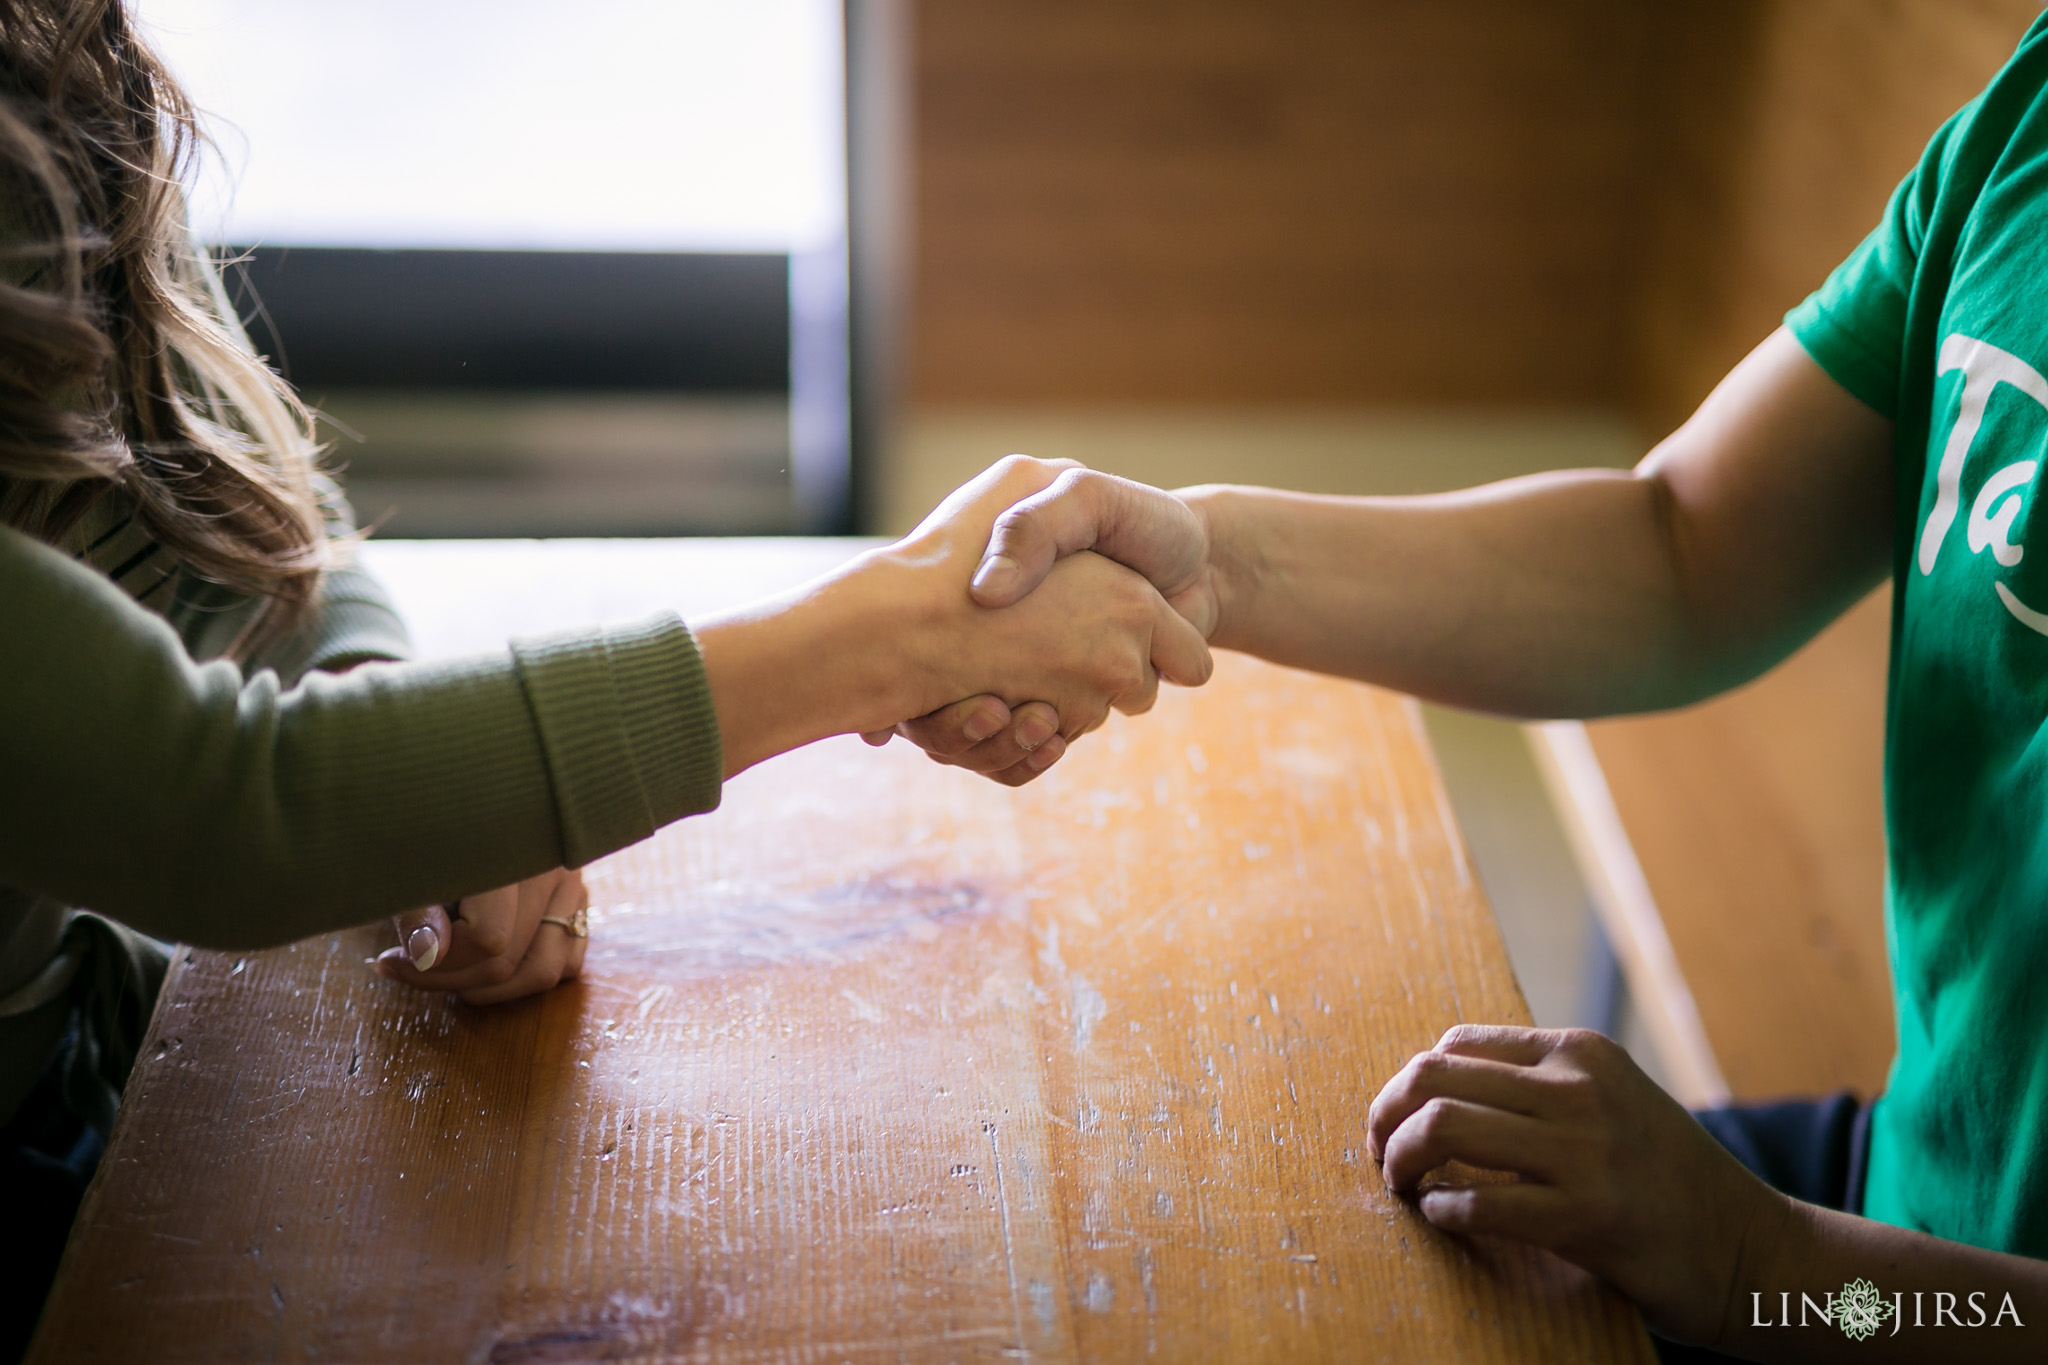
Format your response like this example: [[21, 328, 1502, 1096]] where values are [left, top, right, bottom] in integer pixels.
[[1653, 1093, 1873, 1363], [0, 1023, 106, 1365]]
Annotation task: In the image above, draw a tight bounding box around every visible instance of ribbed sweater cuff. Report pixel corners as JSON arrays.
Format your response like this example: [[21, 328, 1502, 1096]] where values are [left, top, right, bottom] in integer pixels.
[[510, 612, 723, 866], [305, 566, 415, 671]]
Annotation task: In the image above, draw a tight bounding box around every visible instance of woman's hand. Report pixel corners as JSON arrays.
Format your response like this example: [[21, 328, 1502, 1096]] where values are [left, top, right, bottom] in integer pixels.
[[881, 456, 1215, 733], [870, 465, 1229, 783], [860, 695, 1070, 787], [694, 455, 1214, 778], [1365, 1024, 1782, 1346], [375, 867, 590, 1006]]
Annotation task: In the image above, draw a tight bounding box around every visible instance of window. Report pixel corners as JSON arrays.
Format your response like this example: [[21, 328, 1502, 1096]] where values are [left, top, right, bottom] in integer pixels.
[[140, 0, 850, 535]]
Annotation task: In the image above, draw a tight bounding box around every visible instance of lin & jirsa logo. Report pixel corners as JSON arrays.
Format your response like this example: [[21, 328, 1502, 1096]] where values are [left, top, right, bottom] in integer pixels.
[[1751, 1279, 2024, 1340]]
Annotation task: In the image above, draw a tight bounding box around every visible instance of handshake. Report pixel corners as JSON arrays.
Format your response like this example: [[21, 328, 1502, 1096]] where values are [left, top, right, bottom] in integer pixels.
[[694, 454, 1230, 785], [380, 454, 1222, 1001]]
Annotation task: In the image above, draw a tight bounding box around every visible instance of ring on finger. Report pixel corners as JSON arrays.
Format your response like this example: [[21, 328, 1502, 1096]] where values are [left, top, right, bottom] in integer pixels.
[[539, 906, 591, 939]]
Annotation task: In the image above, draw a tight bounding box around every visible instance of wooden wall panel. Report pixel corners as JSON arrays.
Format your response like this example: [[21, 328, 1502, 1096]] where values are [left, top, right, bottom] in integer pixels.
[[910, 1, 1651, 407], [908, 1, 2043, 418], [1630, 0, 2044, 437]]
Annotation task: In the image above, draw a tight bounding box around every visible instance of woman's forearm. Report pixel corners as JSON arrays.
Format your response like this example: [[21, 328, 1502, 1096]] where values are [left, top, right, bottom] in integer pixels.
[[695, 560, 909, 778], [0, 520, 715, 947]]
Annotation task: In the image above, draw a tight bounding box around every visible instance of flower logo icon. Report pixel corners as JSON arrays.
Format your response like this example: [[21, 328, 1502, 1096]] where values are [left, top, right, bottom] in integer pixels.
[[1833, 1278, 1895, 1341]]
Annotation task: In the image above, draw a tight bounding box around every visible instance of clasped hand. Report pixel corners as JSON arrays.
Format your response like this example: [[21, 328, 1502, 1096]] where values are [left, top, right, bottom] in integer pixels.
[[868, 457, 1223, 784]]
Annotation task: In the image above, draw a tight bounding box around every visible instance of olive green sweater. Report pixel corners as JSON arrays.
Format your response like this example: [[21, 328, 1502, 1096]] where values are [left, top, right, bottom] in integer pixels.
[[0, 502, 723, 1129]]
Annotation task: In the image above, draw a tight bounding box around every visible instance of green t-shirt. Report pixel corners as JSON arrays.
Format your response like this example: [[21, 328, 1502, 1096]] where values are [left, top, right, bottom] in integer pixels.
[[1787, 13, 2048, 1257]]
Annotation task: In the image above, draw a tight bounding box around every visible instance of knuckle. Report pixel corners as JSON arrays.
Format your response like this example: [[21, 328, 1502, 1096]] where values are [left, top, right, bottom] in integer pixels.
[[480, 957, 516, 986], [1054, 466, 1106, 512], [1102, 652, 1147, 694], [1414, 1096, 1456, 1140], [1555, 1027, 1604, 1054], [1437, 1024, 1482, 1052], [1045, 465, 1090, 500], [1552, 1029, 1619, 1077]]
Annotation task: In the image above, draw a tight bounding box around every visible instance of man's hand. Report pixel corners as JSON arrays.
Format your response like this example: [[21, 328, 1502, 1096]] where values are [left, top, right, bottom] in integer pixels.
[[872, 463, 1223, 782], [375, 867, 590, 1006], [696, 455, 1211, 779], [969, 465, 1220, 634], [1366, 1024, 1782, 1346]]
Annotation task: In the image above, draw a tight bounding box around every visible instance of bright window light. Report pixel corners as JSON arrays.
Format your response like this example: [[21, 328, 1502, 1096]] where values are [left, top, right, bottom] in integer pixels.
[[136, 0, 846, 253]]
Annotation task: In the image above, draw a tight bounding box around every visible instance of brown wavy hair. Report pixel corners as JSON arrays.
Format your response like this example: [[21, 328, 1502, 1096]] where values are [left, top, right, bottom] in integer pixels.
[[0, 0, 326, 655]]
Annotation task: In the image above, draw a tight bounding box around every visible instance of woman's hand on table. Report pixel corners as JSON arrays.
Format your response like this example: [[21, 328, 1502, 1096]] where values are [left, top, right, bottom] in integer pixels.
[[375, 867, 590, 1005], [1364, 1024, 1776, 1346]]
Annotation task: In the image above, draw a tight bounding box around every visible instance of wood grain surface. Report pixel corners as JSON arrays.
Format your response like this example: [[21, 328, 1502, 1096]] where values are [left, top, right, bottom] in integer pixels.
[[911, 0, 1651, 407], [908, 1, 2038, 422], [31, 542, 1650, 1364]]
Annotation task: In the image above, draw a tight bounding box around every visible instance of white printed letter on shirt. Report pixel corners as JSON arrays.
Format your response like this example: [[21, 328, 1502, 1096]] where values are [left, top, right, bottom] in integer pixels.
[[1921, 334, 2048, 635]]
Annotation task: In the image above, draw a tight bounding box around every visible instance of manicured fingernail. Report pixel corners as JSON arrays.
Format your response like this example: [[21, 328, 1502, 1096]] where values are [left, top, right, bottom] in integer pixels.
[[970, 554, 1018, 595], [1015, 715, 1056, 750], [407, 926, 440, 972], [962, 709, 1003, 743]]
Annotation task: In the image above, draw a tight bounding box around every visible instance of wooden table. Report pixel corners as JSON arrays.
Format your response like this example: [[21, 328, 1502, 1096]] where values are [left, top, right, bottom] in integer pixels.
[[31, 541, 1651, 1364]]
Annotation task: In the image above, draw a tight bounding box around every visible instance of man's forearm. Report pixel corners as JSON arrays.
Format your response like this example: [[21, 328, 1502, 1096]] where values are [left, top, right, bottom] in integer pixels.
[[1189, 472, 1732, 718], [1717, 1198, 2048, 1362], [1185, 333, 1895, 719]]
